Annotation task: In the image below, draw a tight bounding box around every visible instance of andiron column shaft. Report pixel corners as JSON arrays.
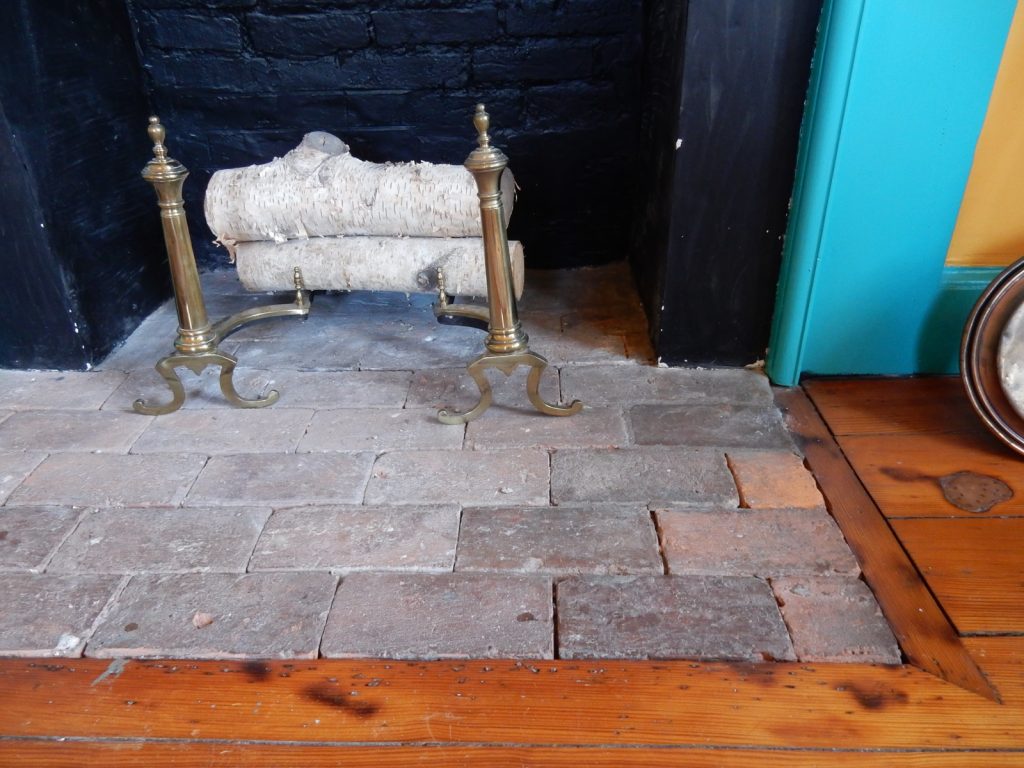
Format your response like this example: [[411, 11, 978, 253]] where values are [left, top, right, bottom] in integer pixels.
[[133, 117, 310, 415], [466, 108, 529, 356], [433, 105, 583, 424], [142, 117, 216, 356]]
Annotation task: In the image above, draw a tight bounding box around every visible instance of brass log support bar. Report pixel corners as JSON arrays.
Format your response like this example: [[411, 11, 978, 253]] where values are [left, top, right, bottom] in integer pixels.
[[133, 117, 311, 416], [433, 104, 583, 424]]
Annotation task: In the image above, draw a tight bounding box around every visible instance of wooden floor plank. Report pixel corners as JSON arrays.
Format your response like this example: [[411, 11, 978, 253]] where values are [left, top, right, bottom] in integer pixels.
[[1, 742, 1021, 767], [837, 430, 1024, 518], [964, 636, 1024, 699], [803, 377, 984, 437], [775, 388, 999, 701], [893, 518, 1024, 634], [0, 656, 1020, 750]]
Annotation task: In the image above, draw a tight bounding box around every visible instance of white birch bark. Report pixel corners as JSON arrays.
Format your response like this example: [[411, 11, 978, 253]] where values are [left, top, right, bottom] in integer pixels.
[[234, 236, 525, 299], [204, 132, 515, 245]]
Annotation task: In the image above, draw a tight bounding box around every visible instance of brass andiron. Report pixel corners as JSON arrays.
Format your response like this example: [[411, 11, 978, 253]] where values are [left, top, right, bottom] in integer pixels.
[[433, 104, 583, 424], [133, 117, 311, 415]]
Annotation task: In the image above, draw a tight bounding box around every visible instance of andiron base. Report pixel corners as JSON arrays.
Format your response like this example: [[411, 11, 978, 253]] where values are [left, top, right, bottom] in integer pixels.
[[134, 116, 311, 415], [133, 278, 310, 416], [433, 104, 585, 424], [437, 349, 583, 425]]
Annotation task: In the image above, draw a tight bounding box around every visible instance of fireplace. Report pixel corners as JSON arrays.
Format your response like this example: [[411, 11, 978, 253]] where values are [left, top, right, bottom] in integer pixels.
[[0, 0, 821, 372]]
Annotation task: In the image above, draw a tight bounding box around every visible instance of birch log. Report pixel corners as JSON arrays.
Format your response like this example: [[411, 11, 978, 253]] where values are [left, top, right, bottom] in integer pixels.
[[204, 132, 515, 246], [234, 236, 525, 299]]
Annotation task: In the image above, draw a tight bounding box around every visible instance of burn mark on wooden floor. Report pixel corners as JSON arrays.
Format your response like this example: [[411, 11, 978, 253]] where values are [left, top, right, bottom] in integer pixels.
[[305, 682, 381, 717], [880, 467, 1012, 513]]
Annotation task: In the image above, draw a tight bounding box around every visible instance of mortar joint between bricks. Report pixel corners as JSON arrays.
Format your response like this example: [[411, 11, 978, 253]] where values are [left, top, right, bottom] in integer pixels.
[[551, 578, 560, 660], [649, 507, 670, 575], [723, 452, 749, 509]]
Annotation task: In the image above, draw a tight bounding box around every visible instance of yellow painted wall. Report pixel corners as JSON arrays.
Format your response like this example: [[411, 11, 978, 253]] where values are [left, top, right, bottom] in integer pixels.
[[947, 1, 1024, 267]]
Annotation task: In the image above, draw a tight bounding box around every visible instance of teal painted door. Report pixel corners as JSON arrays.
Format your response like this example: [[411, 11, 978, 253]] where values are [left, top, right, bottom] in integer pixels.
[[767, 0, 1016, 386]]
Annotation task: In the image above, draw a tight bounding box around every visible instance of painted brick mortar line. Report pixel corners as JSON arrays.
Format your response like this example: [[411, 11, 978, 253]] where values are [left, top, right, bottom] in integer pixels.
[[724, 452, 749, 509], [80, 574, 133, 657], [35, 507, 91, 574], [314, 573, 343, 660]]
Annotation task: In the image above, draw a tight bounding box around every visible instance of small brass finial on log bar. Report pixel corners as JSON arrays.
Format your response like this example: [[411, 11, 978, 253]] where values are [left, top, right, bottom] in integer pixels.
[[433, 105, 583, 424], [133, 117, 311, 415]]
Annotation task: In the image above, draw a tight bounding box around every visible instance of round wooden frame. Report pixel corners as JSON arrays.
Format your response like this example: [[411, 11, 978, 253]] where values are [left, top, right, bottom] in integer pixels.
[[961, 256, 1024, 458]]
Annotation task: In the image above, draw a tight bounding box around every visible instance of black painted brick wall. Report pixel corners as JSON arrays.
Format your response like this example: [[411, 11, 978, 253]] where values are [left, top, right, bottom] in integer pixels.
[[125, 0, 644, 269]]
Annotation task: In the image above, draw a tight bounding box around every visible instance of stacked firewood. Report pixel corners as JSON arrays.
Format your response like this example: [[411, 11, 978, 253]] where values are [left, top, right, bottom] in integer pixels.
[[204, 131, 523, 299]]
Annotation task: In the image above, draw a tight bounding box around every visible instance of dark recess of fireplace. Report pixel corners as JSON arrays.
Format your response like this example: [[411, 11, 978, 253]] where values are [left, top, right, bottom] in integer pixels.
[[127, 0, 645, 273], [0, 0, 822, 371]]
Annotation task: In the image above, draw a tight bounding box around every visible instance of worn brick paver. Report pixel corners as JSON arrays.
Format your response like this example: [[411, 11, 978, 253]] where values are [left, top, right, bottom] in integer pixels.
[[0, 371, 127, 410], [10, 453, 208, 508], [365, 449, 550, 506], [131, 408, 314, 454], [560, 365, 773, 406], [87, 572, 337, 659], [0, 410, 152, 453], [527, 326, 631, 365], [354, 321, 484, 371], [405, 367, 559, 411], [230, 336, 367, 372], [456, 506, 662, 576], [0, 266, 892, 663], [629, 405, 794, 449], [657, 508, 860, 578], [321, 572, 553, 659], [187, 453, 376, 506], [0, 506, 83, 571], [727, 450, 823, 509], [298, 408, 464, 452], [557, 574, 796, 661], [250, 505, 460, 572], [551, 448, 738, 506], [773, 576, 901, 664], [0, 452, 47, 504], [0, 573, 122, 657], [47, 507, 271, 574], [464, 406, 628, 450], [107, 370, 414, 412]]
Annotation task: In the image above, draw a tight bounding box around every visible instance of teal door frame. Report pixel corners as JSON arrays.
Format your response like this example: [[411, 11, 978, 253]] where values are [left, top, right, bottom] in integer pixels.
[[767, 0, 1014, 386]]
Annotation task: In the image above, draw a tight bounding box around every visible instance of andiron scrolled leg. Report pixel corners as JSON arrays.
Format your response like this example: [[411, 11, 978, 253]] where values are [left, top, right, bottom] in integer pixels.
[[434, 104, 583, 424], [133, 117, 310, 415], [133, 350, 280, 415], [437, 349, 582, 425]]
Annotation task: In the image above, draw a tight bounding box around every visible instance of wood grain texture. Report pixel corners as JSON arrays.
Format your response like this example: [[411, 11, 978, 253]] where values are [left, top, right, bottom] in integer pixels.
[[803, 377, 984, 436], [893, 518, 1024, 634], [774, 388, 999, 701], [0, 654, 1021, 751], [1, 742, 1022, 767], [838, 430, 1024, 518]]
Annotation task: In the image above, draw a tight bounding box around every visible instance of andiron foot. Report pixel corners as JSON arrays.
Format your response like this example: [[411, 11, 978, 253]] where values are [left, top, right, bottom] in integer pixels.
[[438, 350, 583, 425], [133, 350, 280, 416]]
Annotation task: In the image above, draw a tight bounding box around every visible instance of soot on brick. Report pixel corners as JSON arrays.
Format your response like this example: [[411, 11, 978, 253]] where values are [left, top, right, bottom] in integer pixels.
[[126, 0, 645, 270]]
